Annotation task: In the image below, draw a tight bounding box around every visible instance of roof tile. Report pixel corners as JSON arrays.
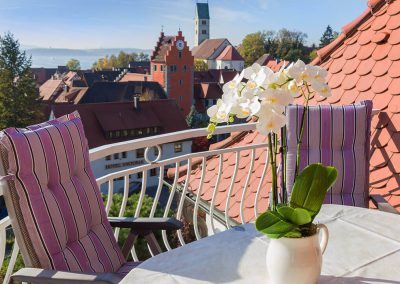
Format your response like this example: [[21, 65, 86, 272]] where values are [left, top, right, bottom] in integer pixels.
[[371, 13, 390, 31], [387, 0, 400, 15], [329, 73, 346, 89], [388, 77, 400, 94], [357, 59, 376, 76], [371, 92, 391, 110], [372, 58, 391, 76], [387, 14, 400, 30], [341, 73, 360, 90], [388, 95, 400, 113], [372, 43, 392, 60], [356, 74, 376, 91], [342, 58, 360, 74], [388, 28, 400, 44], [343, 44, 361, 60], [387, 132, 400, 153], [371, 75, 391, 93], [356, 43, 377, 60], [388, 60, 400, 77], [388, 45, 400, 60]]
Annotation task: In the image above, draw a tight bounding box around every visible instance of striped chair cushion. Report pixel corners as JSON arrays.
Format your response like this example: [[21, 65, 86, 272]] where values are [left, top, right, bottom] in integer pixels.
[[0, 112, 125, 272], [285, 101, 372, 208]]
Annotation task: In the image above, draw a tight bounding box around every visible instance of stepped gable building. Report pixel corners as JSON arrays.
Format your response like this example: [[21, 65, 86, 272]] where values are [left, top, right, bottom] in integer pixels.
[[195, 2, 210, 46], [150, 30, 194, 116]]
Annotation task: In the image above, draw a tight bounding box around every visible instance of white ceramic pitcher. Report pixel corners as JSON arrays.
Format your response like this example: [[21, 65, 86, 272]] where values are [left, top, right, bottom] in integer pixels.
[[266, 224, 329, 284]]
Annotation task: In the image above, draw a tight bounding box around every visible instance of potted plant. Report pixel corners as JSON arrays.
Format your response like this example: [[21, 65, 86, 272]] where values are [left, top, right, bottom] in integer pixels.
[[207, 60, 337, 284]]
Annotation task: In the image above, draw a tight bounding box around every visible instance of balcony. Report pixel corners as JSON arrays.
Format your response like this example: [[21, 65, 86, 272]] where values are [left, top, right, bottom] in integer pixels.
[[0, 122, 269, 283]]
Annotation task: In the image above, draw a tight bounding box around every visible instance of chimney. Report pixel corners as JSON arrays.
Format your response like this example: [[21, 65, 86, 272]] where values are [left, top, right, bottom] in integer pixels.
[[133, 96, 140, 111]]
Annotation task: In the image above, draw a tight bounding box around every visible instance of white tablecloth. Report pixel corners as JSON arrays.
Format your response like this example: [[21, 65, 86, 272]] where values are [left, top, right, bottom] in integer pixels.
[[121, 205, 400, 283]]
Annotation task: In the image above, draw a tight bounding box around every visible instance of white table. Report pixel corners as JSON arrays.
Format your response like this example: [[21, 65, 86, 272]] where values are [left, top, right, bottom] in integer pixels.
[[121, 205, 400, 283]]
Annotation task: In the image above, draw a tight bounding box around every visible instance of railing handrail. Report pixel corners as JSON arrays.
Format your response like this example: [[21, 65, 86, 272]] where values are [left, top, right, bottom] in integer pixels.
[[89, 122, 257, 161]]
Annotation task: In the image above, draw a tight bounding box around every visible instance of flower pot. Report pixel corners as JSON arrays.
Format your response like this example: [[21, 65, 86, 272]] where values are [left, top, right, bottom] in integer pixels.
[[266, 224, 329, 284]]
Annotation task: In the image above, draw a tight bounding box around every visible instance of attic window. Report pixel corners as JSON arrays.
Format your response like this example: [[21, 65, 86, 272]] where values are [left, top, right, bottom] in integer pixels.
[[202, 20, 206, 25]]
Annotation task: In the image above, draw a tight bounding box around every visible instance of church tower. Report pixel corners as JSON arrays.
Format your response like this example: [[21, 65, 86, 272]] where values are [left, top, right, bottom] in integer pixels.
[[194, 2, 210, 46]]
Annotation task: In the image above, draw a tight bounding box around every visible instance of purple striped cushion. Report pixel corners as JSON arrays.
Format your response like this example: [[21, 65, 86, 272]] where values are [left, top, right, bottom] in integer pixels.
[[0, 112, 125, 272], [285, 101, 372, 208]]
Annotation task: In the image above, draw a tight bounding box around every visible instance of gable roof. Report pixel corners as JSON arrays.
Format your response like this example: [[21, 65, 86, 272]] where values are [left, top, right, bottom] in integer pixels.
[[173, 0, 400, 221], [196, 2, 210, 19], [79, 81, 166, 104], [151, 33, 175, 63], [39, 79, 64, 101], [255, 54, 273, 66], [50, 100, 189, 149], [194, 69, 238, 84], [194, 82, 223, 99], [216, 45, 244, 61], [82, 70, 121, 87], [192, 38, 229, 60], [306, 0, 400, 209]]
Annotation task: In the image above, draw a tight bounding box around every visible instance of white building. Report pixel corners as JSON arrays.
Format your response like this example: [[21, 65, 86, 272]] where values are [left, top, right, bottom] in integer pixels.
[[192, 38, 245, 71]]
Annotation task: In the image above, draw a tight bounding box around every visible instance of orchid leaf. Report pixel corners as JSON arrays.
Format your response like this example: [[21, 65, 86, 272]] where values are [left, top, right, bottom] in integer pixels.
[[290, 163, 338, 219], [277, 206, 311, 226], [255, 210, 295, 238]]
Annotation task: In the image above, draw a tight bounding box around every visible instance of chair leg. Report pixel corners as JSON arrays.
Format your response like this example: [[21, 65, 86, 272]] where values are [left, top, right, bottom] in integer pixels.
[[121, 229, 138, 260], [144, 232, 162, 256]]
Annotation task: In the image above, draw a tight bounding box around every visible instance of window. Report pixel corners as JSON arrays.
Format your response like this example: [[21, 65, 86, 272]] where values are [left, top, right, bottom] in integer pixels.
[[202, 20, 206, 25], [150, 168, 157, 176], [178, 51, 182, 59], [115, 131, 120, 138], [122, 151, 127, 159], [202, 30, 207, 35], [114, 153, 119, 159], [179, 79, 183, 86], [147, 128, 151, 134], [174, 143, 182, 153], [122, 130, 128, 137], [169, 65, 177, 72], [136, 148, 144, 158], [183, 65, 187, 72], [137, 172, 143, 179], [137, 129, 143, 135], [129, 129, 135, 136], [153, 65, 157, 71], [105, 155, 111, 161], [160, 65, 164, 72], [205, 100, 209, 107]]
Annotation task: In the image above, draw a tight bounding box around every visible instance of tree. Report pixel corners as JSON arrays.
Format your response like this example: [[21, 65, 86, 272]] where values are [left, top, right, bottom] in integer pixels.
[[0, 32, 42, 129], [66, 58, 81, 70], [92, 51, 143, 69], [194, 59, 208, 71], [319, 25, 339, 48], [238, 32, 267, 67]]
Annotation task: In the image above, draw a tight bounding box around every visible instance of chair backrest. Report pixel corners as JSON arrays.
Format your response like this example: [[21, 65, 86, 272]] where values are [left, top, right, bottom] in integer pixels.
[[0, 112, 125, 273], [285, 101, 372, 208]]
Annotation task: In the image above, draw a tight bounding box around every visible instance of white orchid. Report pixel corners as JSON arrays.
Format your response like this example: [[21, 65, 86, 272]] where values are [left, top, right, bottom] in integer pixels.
[[207, 57, 330, 137], [256, 111, 288, 135], [223, 72, 244, 94], [207, 99, 232, 123], [313, 82, 332, 98], [258, 89, 294, 114], [234, 97, 261, 119]]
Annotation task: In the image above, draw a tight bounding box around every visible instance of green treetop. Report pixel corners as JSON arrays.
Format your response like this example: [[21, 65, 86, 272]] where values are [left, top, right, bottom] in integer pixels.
[[0, 32, 43, 129]]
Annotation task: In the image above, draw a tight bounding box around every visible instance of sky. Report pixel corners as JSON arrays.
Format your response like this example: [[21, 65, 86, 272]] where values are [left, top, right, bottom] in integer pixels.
[[0, 0, 368, 50]]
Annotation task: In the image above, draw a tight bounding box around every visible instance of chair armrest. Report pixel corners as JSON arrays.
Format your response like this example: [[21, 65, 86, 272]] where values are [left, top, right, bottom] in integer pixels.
[[370, 195, 399, 214], [108, 217, 183, 231], [12, 268, 121, 284]]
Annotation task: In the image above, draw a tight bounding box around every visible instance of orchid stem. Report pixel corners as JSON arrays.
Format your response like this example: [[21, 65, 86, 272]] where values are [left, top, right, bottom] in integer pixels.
[[268, 132, 278, 211], [294, 84, 311, 181]]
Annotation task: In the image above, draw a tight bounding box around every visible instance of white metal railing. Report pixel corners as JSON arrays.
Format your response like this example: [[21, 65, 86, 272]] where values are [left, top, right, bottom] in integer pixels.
[[0, 122, 269, 282]]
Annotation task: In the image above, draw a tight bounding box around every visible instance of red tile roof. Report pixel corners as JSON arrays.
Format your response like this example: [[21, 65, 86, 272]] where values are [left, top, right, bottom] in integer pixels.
[[173, 0, 400, 221], [151, 32, 175, 63], [216, 45, 244, 61], [119, 73, 153, 82], [191, 38, 229, 60], [194, 82, 223, 100], [50, 100, 189, 149]]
